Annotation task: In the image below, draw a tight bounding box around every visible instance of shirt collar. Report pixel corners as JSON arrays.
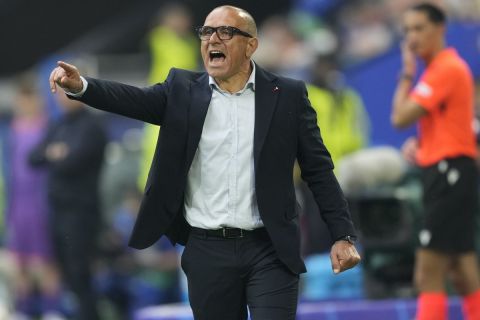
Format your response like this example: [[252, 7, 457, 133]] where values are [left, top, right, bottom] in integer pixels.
[[209, 61, 256, 93]]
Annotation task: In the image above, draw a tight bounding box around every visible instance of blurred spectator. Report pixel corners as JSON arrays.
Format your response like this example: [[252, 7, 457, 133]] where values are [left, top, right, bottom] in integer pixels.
[[307, 54, 369, 166], [98, 188, 180, 319], [138, 2, 199, 190], [2, 73, 63, 319], [337, 1, 394, 65], [254, 15, 312, 79], [292, 0, 346, 18], [29, 90, 107, 320], [147, 2, 198, 85], [444, 0, 480, 20]]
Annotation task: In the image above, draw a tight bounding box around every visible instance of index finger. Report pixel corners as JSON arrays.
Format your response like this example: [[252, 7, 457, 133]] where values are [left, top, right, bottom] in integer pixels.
[[57, 61, 76, 73]]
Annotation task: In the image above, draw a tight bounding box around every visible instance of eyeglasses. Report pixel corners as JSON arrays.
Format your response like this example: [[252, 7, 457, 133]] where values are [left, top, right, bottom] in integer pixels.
[[196, 26, 253, 41]]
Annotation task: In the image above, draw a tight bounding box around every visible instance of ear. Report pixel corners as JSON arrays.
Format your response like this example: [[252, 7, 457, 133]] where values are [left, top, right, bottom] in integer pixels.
[[245, 37, 258, 59]]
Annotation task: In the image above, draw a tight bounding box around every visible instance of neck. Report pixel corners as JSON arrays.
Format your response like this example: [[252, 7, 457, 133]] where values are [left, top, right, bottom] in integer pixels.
[[215, 61, 252, 93], [424, 41, 446, 64]]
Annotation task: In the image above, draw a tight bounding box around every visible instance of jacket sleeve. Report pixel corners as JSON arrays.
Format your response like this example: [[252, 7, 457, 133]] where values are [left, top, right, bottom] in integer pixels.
[[295, 82, 357, 240], [70, 68, 177, 126]]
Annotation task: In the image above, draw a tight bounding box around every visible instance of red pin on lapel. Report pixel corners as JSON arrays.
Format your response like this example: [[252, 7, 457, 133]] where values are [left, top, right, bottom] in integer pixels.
[[273, 86, 279, 92]]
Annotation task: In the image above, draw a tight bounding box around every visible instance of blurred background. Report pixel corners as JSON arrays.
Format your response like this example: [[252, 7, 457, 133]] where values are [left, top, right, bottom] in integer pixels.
[[1, 0, 480, 319]]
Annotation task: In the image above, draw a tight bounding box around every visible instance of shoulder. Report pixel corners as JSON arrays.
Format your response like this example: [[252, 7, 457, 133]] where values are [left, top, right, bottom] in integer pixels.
[[428, 51, 471, 80], [256, 65, 306, 93], [168, 68, 206, 82], [278, 75, 305, 91]]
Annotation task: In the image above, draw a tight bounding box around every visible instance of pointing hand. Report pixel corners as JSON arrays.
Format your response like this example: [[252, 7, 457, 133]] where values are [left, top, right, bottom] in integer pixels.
[[49, 61, 83, 94]]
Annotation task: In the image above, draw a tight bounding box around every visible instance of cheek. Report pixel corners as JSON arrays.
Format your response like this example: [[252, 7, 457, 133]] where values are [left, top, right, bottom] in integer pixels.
[[200, 46, 208, 59], [228, 48, 242, 62]]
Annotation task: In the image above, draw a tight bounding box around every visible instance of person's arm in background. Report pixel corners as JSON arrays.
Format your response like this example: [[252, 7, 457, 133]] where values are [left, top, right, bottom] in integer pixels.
[[391, 42, 426, 128], [29, 125, 57, 167], [46, 119, 106, 176], [29, 119, 105, 176]]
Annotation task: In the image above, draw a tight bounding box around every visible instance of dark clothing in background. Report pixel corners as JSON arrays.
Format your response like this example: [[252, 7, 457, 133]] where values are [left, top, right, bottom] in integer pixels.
[[30, 108, 107, 320], [30, 108, 105, 208]]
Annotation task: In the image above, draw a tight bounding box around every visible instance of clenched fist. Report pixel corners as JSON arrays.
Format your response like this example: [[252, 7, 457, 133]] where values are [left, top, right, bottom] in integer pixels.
[[330, 239, 361, 274]]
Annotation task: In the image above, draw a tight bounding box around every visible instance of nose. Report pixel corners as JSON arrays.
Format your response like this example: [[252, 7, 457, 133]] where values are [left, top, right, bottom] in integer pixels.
[[207, 30, 221, 43]]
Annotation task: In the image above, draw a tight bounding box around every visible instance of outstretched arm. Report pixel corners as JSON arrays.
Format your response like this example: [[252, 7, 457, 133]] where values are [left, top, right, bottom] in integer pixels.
[[49, 61, 169, 125]]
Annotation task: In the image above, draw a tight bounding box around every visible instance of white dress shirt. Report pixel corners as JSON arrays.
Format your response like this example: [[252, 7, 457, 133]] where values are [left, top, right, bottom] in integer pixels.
[[185, 64, 263, 230]]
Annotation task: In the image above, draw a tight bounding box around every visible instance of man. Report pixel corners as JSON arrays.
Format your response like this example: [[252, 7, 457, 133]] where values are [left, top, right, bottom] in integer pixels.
[[391, 3, 480, 320], [49, 6, 360, 319], [29, 91, 107, 320]]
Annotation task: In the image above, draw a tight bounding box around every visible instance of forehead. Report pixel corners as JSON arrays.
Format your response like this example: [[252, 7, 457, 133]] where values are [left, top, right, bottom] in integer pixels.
[[403, 10, 430, 26], [204, 8, 243, 27]]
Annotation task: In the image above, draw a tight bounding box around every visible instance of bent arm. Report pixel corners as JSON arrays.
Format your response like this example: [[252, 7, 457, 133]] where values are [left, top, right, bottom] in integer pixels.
[[296, 83, 356, 240], [391, 76, 426, 128]]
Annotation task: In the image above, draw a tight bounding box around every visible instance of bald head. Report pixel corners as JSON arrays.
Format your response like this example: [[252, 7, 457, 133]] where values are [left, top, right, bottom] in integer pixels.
[[201, 5, 258, 91], [209, 5, 257, 37]]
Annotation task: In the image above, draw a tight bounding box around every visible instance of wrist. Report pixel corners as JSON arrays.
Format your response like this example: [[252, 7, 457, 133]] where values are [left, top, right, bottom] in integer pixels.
[[65, 76, 88, 97], [399, 73, 414, 82], [336, 235, 356, 245]]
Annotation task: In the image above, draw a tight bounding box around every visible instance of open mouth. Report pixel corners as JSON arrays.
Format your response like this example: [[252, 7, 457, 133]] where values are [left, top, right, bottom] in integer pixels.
[[209, 50, 226, 63]]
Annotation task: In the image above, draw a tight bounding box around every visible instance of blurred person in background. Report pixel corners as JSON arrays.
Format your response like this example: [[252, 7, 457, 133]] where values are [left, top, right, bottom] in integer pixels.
[[390, 3, 480, 320], [253, 15, 310, 79], [306, 54, 369, 167], [138, 2, 198, 190], [48, 5, 360, 319], [29, 89, 107, 320], [337, 1, 394, 65], [2, 74, 63, 319]]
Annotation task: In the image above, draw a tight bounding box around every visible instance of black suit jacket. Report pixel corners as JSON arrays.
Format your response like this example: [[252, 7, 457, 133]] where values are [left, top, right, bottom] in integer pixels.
[[76, 65, 355, 274]]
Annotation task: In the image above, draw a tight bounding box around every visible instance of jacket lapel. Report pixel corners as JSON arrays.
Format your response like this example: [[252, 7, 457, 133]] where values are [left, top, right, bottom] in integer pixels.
[[185, 73, 212, 169], [254, 65, 279, 167]]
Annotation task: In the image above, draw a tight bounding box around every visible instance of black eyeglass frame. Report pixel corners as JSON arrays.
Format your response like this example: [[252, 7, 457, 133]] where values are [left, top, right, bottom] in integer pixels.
[[196, 25, 253, 41]]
